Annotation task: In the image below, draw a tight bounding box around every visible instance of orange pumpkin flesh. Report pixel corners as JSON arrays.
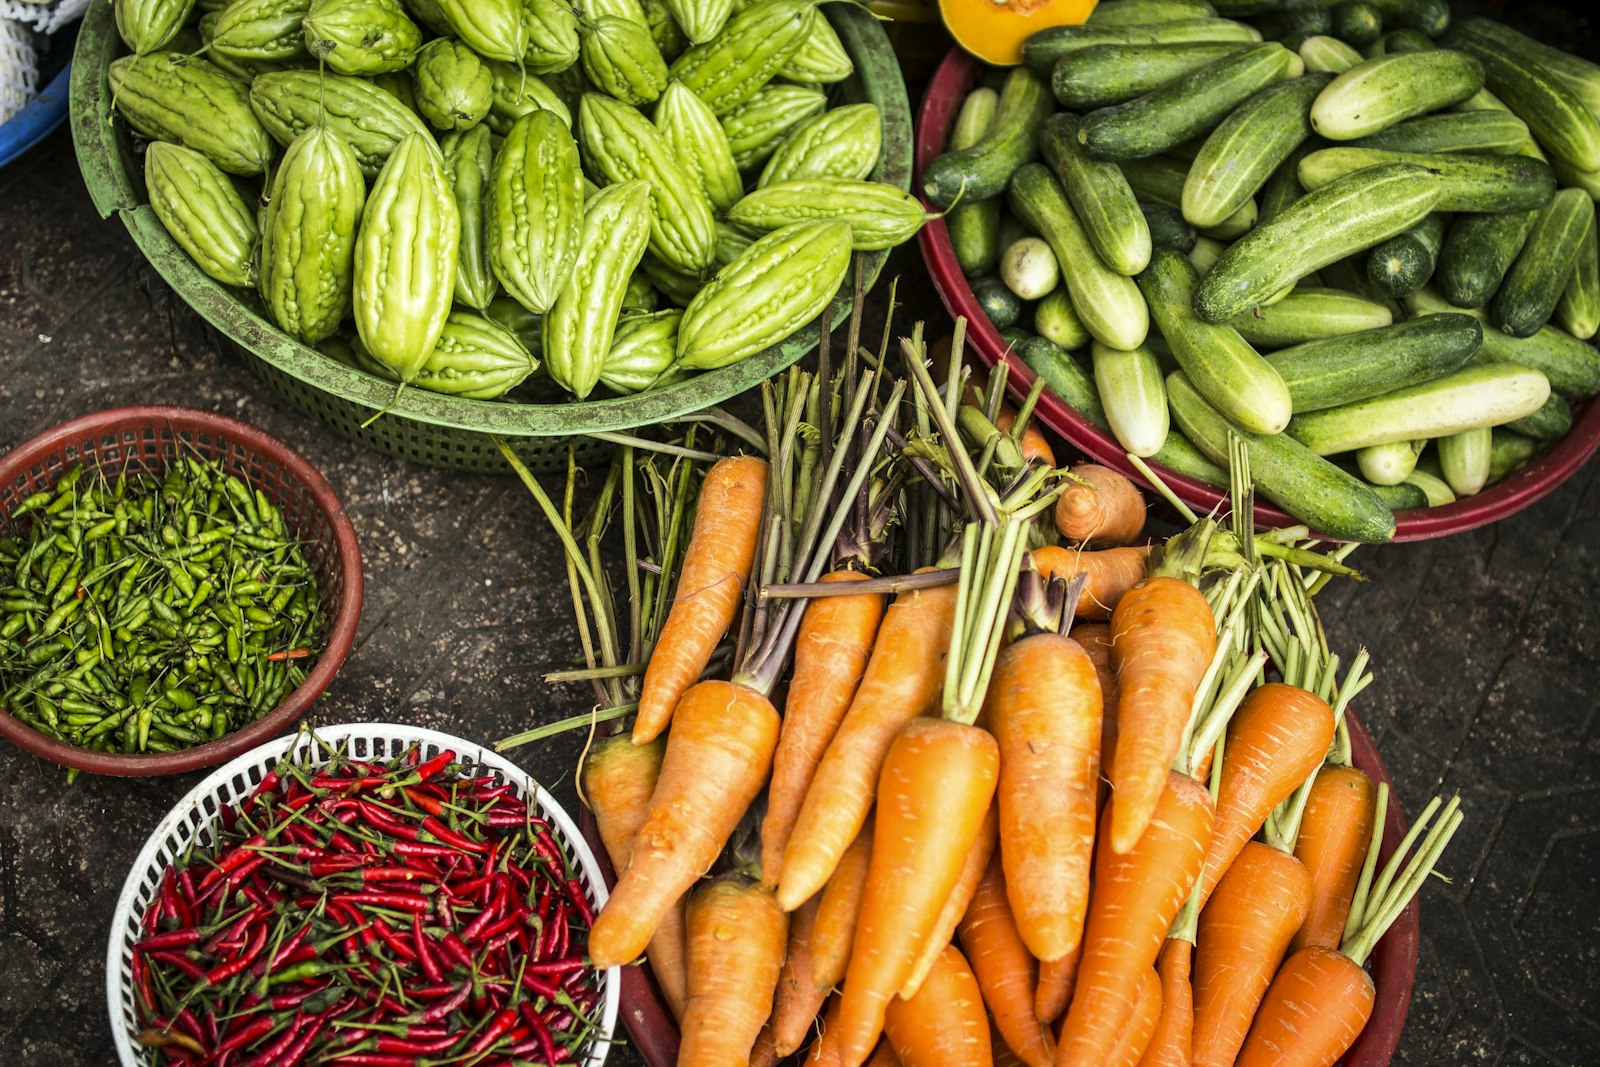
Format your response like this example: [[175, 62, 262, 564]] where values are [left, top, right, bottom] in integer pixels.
[[939, 0, 1100, 67]]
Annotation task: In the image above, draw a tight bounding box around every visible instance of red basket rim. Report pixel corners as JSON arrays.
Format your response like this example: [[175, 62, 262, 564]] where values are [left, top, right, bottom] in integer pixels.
[[0, 406, 364, 777]]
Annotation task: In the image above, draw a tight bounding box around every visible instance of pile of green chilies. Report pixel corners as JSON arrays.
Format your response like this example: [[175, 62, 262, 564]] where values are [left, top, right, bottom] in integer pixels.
[[0, 455, 325, 759]]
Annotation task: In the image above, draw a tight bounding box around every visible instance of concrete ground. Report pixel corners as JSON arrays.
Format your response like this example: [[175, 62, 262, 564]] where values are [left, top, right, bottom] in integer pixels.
[[2, 120, 1598, 1067]]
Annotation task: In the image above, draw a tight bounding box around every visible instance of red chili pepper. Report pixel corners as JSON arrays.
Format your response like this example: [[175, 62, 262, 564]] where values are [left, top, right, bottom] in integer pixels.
[[390, 840, 459, 860], [307, 854, 371, 878], [410, 981, 470, 1024], [464, 1008, 519, 1056], [521, 971, 563, 1001], [359, 864, 434, 883], [403, 788, 446, 817], [376, 1033, 460, 1054], [524, 957, 586, 976], [332, 891, 431, 914], [267, 986, 322, 1011], [135, 928, 203, 952], [214, 1013, 276, 1055], [435, 893, 456, 929], [519, 1000, 562, 1066], [411, 749, 458, 781], [357, 800, 420, 841], [150, 950, 205, 983], [437, 931, 473, 971], [265, 647, 313, 662], [412, 913, 444, 984], [319, 1055, 415, 1067], [203, 922, 269, 986], [564, 880, 595, 926], [368, 917, 417, 963], [420, 815, 488, 854]]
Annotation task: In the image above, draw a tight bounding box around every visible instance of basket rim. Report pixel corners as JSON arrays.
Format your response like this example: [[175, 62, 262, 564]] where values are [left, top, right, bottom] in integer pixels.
[[0, 405, 364, 776], [68, 3, 914, 440], [105, 722, 621, 1067]]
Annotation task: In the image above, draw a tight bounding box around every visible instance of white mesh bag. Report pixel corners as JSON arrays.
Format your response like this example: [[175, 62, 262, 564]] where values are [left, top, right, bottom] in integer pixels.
[[0, 17, 35, 125]]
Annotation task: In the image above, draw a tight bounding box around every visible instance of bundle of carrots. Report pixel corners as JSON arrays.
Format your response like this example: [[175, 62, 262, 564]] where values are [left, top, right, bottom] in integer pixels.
[[505, 306, 1462, 1067]]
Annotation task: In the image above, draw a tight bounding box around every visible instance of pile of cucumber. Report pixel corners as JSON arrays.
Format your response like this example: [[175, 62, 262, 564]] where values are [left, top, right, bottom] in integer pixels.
[[923, 0, 1600, 541]]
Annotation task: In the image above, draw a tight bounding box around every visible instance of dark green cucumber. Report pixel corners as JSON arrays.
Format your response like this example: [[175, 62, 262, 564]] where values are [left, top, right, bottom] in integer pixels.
[[1492, 187, 1595, 337], [1253, 0, 1330, 44], [1488, 428, 1542, 481], [945, 87, 1003, 277], [1001, 326, 1034, 351], [1077, 43, 1295, 161], [1142, 202, 1198, 252], [1228, 284, 1395, 345], [1049, 42, 1255, 110], [973, 276, 1024, 330], [922, 68, 1052, 208], [1040, 113, 1152, 275], [1366, 212, 1447, 298], [1450, 18, 1600, 133], [1264, 310, 1480, 410], [1019, 333, 1108, 425], [1556, 214, 1599, 341], [1448, 27, 1600, 172], [1503, 392, 1572, 440], [1408, 285, 1600, 396], [1183, 73, 1330, 229], [1089, 0, 1224, 25], [1258, 137, 1323, 222], [1298, 147, 1554, 213], [1349, 111, 1530, 155], [1373, 28, 1433, 53], [1329, 1, 1382, 47], [1150, 429, 1231, 486], [1120, 156, 1261, 238], [1167, 370, 1398, 540], [1435, 209, 1537, 308], [1362, 478, 1429, 510], [1317, 255, 1405, 315], [1021, 18, 1264, 75], [1367, 0, 1448, 37], [1214, 0, 1286, 15]]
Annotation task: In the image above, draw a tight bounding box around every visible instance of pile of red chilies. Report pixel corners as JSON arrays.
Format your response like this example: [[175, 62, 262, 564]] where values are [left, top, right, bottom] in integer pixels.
[[129, 743, 602, 1067]]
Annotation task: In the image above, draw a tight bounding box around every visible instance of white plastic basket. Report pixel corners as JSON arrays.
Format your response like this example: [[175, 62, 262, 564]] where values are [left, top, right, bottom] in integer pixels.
[[106, 723, 620, 1067]]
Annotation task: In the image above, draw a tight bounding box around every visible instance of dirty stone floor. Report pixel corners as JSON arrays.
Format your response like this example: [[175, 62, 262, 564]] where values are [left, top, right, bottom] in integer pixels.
[[3, 125, 1599, 1067]]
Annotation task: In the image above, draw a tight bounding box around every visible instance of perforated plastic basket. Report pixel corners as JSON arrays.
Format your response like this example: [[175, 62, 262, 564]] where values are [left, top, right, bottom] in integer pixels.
[[106, 723, 620, 1067]]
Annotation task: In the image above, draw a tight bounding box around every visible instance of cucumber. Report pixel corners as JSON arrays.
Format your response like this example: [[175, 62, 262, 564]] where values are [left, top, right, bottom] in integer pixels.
[[1328, 2, 1382, 48], [1142, 202, 1198, 252], [945, 88, 1003, 277], [1194, 162, 1440, 322], [1363, 478, 1428, 509], [1407, 286, 1600, 396], [1264, 311, 1480, 410], [1213, 0, 1284, 15], [1151, 429, 1231, 486], [1366, 0, 1447, 37], [922, 68, 1053, 209], [1090, 0, 1223, 27], [1258, 137, 1323, 222], [1093, 340, 1171, 455], [1503, 392, 1572, 440], [1437, 426, 1491, 495], [1009, 163, 1150, 351], [1077, 44, 1296, 161], [1035, 288, 1091, 350], [1298, 147, 1554, 213], [1435, 209, 1537, 308], [1285, 362, 1551, 453], [1449, 18, 1600, 120], [1366, 213, 1447, 298], [1001, 326, 1034, 351], [1021, 18, 1265, 74], [1448, 29, 1600, 173], [1309, 50, 1482, 141], [1299, 35, 1364, 73], [1183, 74, 1331, 229], [1492, 188, 1595, 338], [1167, 370, 1397, 539], [1039, 113, 1152, 276], [1050, 43, 1255, 109], [1489, 428, 1542, 481], [1120, 156, 1259, 238], [1139, 249, 1293, 432], [1190, 234, 1228, 273], [1556, 216, 1599, 340], [1228, 285, 1394, 345], [972, 276, 1023, 330], [1317, 256, 1404, 315], [1253, 1, 1331, 45], [1403, 466, 1455, 505], [1550, 156, 1600, 200], [1019, 334, 1108, 425], [1356, 439, 1422, 484], [1349, 111, 1530, 155], [1000, 237, 1060, 300], [1373, 28, 1434, 55]]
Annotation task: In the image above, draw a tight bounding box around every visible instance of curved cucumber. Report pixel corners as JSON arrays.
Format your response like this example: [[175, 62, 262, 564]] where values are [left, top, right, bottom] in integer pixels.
[[1050, 43, 1254, 109], [1366, 212, 1447, 299], [1300, 35, 1364, 73], [1228, 285, 1394, 346], [1259, 137, 1323, 223], [1407, 285, 1600, 396], [1328, 3, 1382, 49], [1120, 156, 1258, 238], [1183, 74, 1330, 229], [1021, 18, 1264, 75], [1489, 428, 1542, 482], [1556, 215, 1599, 340], [1143, 202, 1198, 253], [1503, 392, 1572, 441], [1265, 310, 1480, 411], [923, 68, 1052, 209], [1435, 209, 1537, 309], [1493, 188, 1595, 338], [1356, 439, 1422, 485], [945, 88, 1002, 277], [1298, 147, 1555, 213], [1366, 0, 1448, 37], [1168, 370, 1398, 540], [1040, 113, 1152, 276], [1019, 334, 1107, 426], [1449, 25, 1600, 172], [1089, 0, 1223, 26], [1363, 478, 1429, 510], [1450, 17, 1600, 116], [973, 276, 1023, 330], [1309, 50, 1483, 140], [1093, 341, 1170, 456], [1151, 429, 1231, 486], [1349, 110, 1530, 155], [1035, 288, 1092, 350], [1437, 426, 1491, 496]]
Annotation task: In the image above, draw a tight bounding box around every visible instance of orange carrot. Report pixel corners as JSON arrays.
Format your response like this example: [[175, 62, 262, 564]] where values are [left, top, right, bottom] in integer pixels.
[[1198, 684, 1335, 905], [1101, 967, 1163, 1067], [1055, 464, 1147, 547], [805, 998, 844, 1067], [763, 571, 887, 887], [1191, 842, 1313, 1067], [835, 718, 1000, 1067], [993, 1026, 1030, 1067], [812, 823, 874, 993], [1056, 771, 1215, 1067], [1234, 945, 1375, 1067], [678, 877, 789, 1067], [1071, 621, 1119, 782], [588, 680, 781, 967], [1291, 765, 1377, 954], [1108, 577, 1217, 853], [633, 455, 767, 744], [883, 944, 993, 1067], [1034, 942, 1080, 1025], [1033, 545, 1152, 621], [955, 349, 1056, 468], [750, 1025, 780, 1067], [773, 896, 829, 1056], [901, 806, 998, 998], [1136, 938, 1193, 1067], [776, 578, 960, 911], [865, 1041, 904, 1067], [957, 857, 1054, 1067], [987, 631, 1101, 962]]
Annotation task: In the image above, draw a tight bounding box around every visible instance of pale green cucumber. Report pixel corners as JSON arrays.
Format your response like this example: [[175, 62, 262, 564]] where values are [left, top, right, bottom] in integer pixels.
[[1556, 215, 1599, 340], [1299, 34, 1364, 73], [1403, 466, 1455, 506], [1298, 147, 1554, 213], [1308, 50, 1483, 140], [1407, 285, 1600, 396], [1093, 341, 1170, 456], [1039, 112, 1151, 276], [1265, 310, 1480, 410], [1436, 425, 1491, 495], [1228, 285, 1394, 346], [1356, 439, 1422, 484], [1001, 237, 1060, 300], [1183, 74, 1331, 229], [1035, 288, 1091, 350]]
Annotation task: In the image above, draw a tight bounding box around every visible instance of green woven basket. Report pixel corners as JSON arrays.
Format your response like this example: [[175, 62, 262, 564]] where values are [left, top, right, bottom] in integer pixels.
[[69, 5, 913, 473]]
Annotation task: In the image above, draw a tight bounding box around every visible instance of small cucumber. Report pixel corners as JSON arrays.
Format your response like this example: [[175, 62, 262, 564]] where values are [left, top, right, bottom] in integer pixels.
[[1408, 286, 1600, 396], [1366, 0, 1448, 37], [1435, 209, 1537, 309], [1356, 439, 1422, 484], [1550, 156, 1600, 199], [1000, 237, 1061, 300], [1315, 256, 1404, 315], [1120, 156, 1259, 238], [1328, 2, 1382, 48], [1492, 187, 1596, 338], [1184, 73, 1330, 229], [1489, 429, 1542, 481], [945, 88, 1003, 277], [1309, 50, 1482, 141], [1255, 1, 1332, 44], [1284, 362, 1551, 454], [1009, 163, 1150, 351], [1189, 234, 1227, 274], [1142, 202, 1198, 252], [1363, 478, 1429, 509], [1448, 28, 1600, 172], [1299, 35, 1364, 73], [1020, 335, 1108, 426], [1366, 212, 1447, 298], [1436, 426, 1491, 496], [1139, 249, 1293, 433], [1021, 18, 1265, 74], [1168, 370, 1397, 540], [1556, 216, 1600, 340], [1151, 429, 1231, 486], [1349, 111, 1530, 155], [1265, 310, 1480, 410], [1051, 43, 1255, 109], [1228, 285, 1394, 345], [1503, 392, 1572, 440], [923, 68, 1053, 208], [972, 276, 1023, 330], [1040, 113, 1152, 276], [1093, 340, 1170, 456], [1298, 147, 1555, 213], [1089, 0, 1222, 25], [1036, 288, 1091, 350]]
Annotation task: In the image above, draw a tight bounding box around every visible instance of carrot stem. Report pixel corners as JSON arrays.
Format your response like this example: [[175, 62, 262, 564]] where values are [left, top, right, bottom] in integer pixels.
[[584, 430, 721, 462], [901, 334, 997, 527], [1126, 453, 1201, 525], [944, 521, 1027, 724], [1340, 783, 1391, 942], [496, 704, 635, 750], [657, 407, 767, 454], [1343, 794, 1462, 967], [762, 569, 960, 599]]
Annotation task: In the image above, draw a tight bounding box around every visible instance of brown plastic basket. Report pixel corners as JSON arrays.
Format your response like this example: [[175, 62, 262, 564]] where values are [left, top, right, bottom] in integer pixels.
[[0, 407, 363, 776]]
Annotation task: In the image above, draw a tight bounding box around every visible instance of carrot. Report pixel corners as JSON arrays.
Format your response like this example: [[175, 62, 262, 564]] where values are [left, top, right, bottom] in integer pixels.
[[1055, 771, 1214, 1067], [1190, 842, 1313, 1067], [1290, 765, 1378, 954], [993, 1027, 1030, 1067], [750, 1025, 780, 1067], [900, 805, 998, 998], [1136, 938, 1193, 1067], [812, 823, 874, 993], [763, 571, 887, 887], [1107, 577, 1217, 854], [986, 630, 1101, 962], [773, 896, 829, 1056], [865, 1042, 903, 1067], [1198, 683, 1335, 905], [588, 680, 781, 968], [882, 944, 993, 1067], [678, 877, 789, 1067], [1101, 967, 1163, 1067], [957, 857, 1053, 1067], [776, 578, 961, 912], [835, 718, 1000, 1067], [1055, 464, 1146, 547], [805, 998, 844, 1067], [1070, 621, 1119, 781], [633, 455, 767, 744], [1033, 545, 1152, 621], [1034, 942, 1080, 1025]]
